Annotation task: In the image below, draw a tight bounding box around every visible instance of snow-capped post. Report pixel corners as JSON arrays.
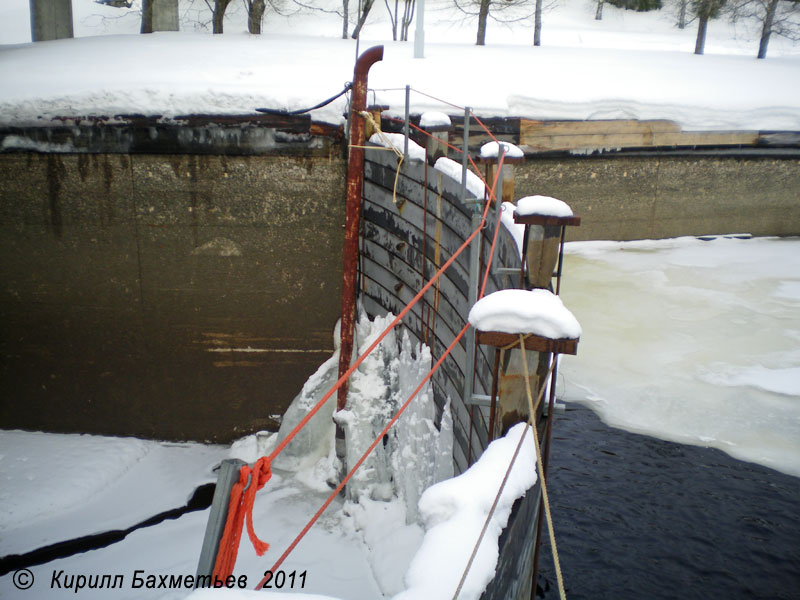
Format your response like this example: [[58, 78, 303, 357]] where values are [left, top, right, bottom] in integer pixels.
[[514, 196, 580, 291], [419, 111, 451, 165], [29, 0, 73, 42], [479, 141, 524, 206], [338, 45, 384, 471]]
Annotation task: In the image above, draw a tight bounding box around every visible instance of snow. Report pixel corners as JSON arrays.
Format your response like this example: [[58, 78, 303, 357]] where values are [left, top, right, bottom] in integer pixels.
[[479, 141, 524, 160], [369, 132, 427, 162], [395, 423, 537, 600], [516, 195, 574, 218], [0, 432, 227, 556], [433, 156, 486, 201], [469, 289, 582, 339], [0, 0, 798, 130], [500, 201, 526, 255], [559, 236, 800, 477], [419, 111, 451, 129]]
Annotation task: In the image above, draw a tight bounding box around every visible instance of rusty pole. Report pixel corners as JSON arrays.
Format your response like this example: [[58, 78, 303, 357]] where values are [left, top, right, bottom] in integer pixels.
[[336, 45, 384, 463]]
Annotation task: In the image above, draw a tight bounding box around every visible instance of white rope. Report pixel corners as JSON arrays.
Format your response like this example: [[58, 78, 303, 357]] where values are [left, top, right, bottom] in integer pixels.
[[519, 335, 567, 600]]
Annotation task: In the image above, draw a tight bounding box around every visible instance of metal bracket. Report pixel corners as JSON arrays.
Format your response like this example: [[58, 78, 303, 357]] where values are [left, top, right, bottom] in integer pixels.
[[465, 393, 493, 408]]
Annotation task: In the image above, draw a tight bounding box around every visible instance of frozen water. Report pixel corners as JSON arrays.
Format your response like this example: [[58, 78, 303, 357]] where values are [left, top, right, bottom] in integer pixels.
[[559, 236, 800, 477]]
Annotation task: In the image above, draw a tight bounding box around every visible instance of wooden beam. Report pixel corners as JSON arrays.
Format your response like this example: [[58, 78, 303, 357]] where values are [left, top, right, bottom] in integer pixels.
[[520, 119, 760, 153]]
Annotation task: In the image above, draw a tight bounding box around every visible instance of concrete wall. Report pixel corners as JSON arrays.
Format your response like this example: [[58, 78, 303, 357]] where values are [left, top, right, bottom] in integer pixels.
[[517, 154, 800, 241], [0, 152, 346, 442]]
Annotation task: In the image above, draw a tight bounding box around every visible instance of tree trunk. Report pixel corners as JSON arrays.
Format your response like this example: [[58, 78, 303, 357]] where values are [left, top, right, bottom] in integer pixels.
[[678, 0, 687, 29], [342, 0, 349, 39], [694, 11, 709, 54], [476, 0, 490, 45], [212, 0, 231, 34], [248, 0, 266, 34], [141, 0, 153, 33], [596, 0, 604, 20], [351, 0, 375, 39], [757, 0, 779, 59], [401, 0, 415, 41], [534, 0, 543, 46]]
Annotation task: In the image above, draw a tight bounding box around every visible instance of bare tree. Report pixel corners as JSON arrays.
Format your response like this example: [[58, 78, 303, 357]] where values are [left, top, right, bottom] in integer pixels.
[[202, 0, 233, 32], [693, 0, 727, 54], [677, 0, 689, 26], [385, 0, 416, 40], [351, 0, 376, 37], [242, 0, 267, 32], [732, 0, 800, 57], [596, 0, 605, 19], [453, 0, 537, 46]]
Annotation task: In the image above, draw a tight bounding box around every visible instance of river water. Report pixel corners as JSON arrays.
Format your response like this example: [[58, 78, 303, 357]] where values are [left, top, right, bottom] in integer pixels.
[[537, 405, 800, 599]]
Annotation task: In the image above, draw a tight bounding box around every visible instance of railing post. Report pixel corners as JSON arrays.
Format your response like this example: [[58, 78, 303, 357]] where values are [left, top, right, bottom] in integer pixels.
[[196, 459, 245, 581], [403, 85, 411, 160], [462, 107, 480, 420]]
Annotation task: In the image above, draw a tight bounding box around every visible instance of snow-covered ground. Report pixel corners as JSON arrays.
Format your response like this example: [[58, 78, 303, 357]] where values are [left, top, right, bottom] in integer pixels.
[[0, 0, 799, 130]]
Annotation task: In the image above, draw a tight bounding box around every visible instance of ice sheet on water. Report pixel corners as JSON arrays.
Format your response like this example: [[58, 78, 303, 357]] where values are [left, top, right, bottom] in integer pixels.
[[559, 236, 800, 477]]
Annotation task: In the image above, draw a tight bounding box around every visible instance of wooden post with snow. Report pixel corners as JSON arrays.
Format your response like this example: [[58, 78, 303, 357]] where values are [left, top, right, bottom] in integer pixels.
[[29, 0, 74, 42]]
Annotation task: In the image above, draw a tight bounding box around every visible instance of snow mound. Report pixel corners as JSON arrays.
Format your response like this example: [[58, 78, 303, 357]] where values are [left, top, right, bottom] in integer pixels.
[[479, 141, 524, 159], [395, 423, 537, 600], [469, 289, 582, 339], [369, 132, 427, 162], [434, 156, 486, 201], [419, 111, 451, 129], [516, 195, 574, 218]]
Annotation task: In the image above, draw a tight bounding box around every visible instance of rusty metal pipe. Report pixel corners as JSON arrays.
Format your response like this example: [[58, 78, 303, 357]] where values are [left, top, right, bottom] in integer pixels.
[[338, 45, 384, 414]]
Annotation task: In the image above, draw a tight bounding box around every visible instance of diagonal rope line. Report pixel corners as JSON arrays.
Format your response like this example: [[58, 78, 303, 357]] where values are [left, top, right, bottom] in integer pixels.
[[520, 338, 567, 600], [450, 358, 555, 600]]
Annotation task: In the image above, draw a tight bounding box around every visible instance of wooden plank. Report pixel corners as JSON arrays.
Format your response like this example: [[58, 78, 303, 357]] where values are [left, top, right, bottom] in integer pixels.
[[651, 131, 760, 147], [477, 331, 579, 355], [521, 118, 761, 152], [522, 119, 680, 137]]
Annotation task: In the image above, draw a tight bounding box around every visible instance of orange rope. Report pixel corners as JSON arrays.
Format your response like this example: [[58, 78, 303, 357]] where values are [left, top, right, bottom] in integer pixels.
[[211, 457, 273, 580]]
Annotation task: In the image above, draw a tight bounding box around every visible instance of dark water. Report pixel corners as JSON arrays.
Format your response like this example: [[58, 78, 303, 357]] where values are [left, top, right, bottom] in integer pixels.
[[537, 406, 800, 600]]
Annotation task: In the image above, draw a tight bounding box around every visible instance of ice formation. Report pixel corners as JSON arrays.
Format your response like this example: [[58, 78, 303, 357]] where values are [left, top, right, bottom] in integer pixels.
[[272, 312, 453, 522], [469, 289, 582, 339]]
